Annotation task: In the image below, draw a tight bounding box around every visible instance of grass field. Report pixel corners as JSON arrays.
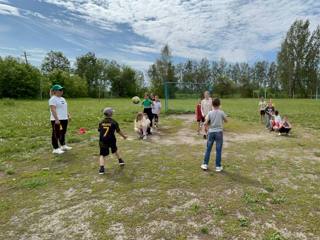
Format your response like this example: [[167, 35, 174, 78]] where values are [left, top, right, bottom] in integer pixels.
[[0, 98, 320, 240]]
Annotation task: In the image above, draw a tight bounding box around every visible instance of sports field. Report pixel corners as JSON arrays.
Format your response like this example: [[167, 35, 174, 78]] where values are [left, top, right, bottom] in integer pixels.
[[0, 98, 320, 239]]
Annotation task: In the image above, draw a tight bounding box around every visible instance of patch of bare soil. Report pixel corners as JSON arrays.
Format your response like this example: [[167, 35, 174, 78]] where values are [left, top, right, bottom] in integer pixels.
[[153, 114, 279, 147]]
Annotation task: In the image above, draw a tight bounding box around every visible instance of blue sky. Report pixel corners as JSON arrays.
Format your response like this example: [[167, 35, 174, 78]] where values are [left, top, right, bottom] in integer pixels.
[[0, 0, 319, 71]]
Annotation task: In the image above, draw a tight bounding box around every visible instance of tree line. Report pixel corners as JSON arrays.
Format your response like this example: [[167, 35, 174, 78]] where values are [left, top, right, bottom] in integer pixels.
[[0, 52, 146, 99], [0, 19, 319, 99], [148, 19, 320, 98]]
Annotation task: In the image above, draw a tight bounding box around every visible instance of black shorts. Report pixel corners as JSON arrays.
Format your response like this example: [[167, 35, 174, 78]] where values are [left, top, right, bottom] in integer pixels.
[[99, 140, 117, 156], [260, 110, 265, 116]]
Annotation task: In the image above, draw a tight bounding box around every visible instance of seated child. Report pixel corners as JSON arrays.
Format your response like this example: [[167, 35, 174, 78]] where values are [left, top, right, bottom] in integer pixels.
[[272, 110, 282, 131], [278, 116, 292, 136], [134, 112, 151, 140], [98, 107, 127, 175]]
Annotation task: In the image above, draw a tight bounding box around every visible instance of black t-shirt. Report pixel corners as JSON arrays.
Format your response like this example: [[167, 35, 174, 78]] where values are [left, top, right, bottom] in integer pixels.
[[98, 117, 120, 142], [265, 106, 275, 116]]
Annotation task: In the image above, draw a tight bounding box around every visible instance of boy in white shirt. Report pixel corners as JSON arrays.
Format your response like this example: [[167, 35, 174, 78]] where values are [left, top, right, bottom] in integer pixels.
[[201, 98, 228, 172], [152, 95, 162, 128]]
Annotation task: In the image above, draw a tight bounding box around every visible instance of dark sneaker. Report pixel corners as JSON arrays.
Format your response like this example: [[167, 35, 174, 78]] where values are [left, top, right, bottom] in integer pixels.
[[203, 135, 207, 139], [99, 166, 105, 175], [118, 159, 125, 166]]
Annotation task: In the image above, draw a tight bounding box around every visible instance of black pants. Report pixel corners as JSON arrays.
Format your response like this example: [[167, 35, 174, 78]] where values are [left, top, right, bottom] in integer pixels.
[[279, 127, 291, 134], [51, 120, 68, 149], [143, 108, 153, 133]]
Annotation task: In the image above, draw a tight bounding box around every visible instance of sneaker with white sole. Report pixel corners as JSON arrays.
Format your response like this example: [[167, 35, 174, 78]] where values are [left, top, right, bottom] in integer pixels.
[[215, 166, 223, 172], [99, 166, 105, 175], [118, 159, 125, 166], [61, 145, 72, 151], [143, 135, 147, 140], [201, 164, 208, 170], [52, 148, 64, 154]]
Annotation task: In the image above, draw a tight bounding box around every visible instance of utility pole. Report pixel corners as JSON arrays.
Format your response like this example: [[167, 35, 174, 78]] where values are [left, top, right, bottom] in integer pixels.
[[22, 51, 30, 65]]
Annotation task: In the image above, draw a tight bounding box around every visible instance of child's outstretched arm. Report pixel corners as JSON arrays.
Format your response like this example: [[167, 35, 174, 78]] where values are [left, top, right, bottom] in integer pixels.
[[118, 130, 127, 140]]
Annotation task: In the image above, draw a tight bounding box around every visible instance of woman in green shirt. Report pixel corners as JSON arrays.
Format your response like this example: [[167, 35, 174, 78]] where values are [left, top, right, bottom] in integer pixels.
[[142, 93, 154, 134]]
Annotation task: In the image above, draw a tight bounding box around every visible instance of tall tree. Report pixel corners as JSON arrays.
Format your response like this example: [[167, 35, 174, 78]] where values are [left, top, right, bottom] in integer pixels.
[[277, 20, 320, 97], [75, 52, 103, 97], [149, 44, 177, 97], [41, 51, 70, 74]]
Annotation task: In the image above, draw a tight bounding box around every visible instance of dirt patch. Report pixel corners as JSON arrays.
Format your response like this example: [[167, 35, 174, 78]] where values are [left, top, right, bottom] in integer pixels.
[[154, 114, 281, 147]]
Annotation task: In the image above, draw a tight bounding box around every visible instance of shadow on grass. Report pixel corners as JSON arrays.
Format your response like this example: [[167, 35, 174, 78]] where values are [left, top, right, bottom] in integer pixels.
[[221, 171, 263, 188], [106, 166, 135, 183]]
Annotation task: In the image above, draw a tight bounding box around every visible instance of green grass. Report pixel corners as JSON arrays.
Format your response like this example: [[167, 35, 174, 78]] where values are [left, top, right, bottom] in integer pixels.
[[0, 98, 320, 239]]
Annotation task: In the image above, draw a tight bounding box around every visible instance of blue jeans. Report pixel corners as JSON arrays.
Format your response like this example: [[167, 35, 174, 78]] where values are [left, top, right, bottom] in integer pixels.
[[203, 131, 223, 167]]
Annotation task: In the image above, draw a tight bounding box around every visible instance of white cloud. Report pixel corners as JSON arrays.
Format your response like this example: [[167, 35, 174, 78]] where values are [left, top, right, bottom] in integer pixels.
[[39, 0, 320, 62], [0, 3, 20, 16], [122, 59, 154, 71], [4, 0, 319, 64]]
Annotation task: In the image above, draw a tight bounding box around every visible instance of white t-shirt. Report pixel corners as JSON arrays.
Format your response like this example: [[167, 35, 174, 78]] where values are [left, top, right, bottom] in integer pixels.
[[49, 96, 68, 121], [152, 101, 162, 114], [274, 115, 282, 124], [201, 98, 213, 117], [259, 101, 267, 110]]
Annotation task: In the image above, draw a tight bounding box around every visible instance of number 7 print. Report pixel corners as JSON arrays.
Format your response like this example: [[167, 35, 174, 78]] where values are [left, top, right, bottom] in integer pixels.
[[103, 126, 110, 136]]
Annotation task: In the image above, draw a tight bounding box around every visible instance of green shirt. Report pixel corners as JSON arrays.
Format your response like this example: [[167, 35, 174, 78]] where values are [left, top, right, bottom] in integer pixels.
[[142, 98, 152, 108]]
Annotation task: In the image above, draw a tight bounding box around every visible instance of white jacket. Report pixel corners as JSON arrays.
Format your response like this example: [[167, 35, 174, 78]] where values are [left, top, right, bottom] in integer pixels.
[[134, 117, 150, 131]]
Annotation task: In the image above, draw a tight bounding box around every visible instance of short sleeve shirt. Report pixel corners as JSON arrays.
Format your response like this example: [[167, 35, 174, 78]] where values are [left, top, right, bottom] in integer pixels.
[[49, 96, 68, 120], [206, 109, 226, 133], [152, 101, 162, 114], [98, 117, 120, 142], [201, 98, 213, 116], [142, 99, 153, 108], [259, 101, 267, 110]]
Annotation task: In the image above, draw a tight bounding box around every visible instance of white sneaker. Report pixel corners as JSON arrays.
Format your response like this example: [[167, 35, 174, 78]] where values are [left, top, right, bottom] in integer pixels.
[[278, 133, 281, 136], [201, 164, 208, 170], [52, 148, 64, 154], [143, 135, 147, 140], [61, 145, 72, 151], [215, 166, 223, 172]]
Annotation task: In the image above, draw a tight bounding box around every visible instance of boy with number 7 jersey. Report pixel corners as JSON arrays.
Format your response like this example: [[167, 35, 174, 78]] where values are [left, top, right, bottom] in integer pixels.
[[98, 107, 127, 175]]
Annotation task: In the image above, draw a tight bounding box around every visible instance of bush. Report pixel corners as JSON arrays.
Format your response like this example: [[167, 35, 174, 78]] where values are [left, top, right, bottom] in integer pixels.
[[0, 57, 42, 99]]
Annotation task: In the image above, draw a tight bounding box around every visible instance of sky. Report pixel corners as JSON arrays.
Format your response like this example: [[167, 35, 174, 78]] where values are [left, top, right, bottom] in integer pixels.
[[0, 0, 319, 71]]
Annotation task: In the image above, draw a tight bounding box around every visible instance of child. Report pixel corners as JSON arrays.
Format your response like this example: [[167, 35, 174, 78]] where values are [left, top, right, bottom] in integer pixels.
[[142, 93, 153, 134], [134, 112, 151, 140], [265, 102, 275, 130], [152, 95, 161, 128], [195, 99, 204, 134], [201, 98, 228, 172], [279, 116, 292, 136], [258, 97, 267, 123], [272, 110, 282, 131], [98, 107, 127, 175]]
